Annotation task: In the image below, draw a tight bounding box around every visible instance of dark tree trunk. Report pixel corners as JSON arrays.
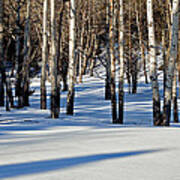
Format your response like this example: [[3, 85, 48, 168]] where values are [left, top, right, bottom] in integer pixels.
[[67, 89, 74, 115], [0, 69, 5, 107], [172, 66, 178, 123], [5, 73, 10, 111], [105, 1, 111, 100], [15, 0, 23, 108], [23, 79, 30, 106], [0, 0, 4, 107], [132, 59, 138, 94], [118, 83, 124, 124]]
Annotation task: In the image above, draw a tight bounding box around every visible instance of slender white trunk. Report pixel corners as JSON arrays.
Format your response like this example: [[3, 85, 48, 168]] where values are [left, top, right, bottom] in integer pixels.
[[41, 0, 48, 109], [147, 0, 161, 125], [109, 0, 117, 123], [78, 6, 86, 83], [163, 0, 179, 126], [67, 0, 76, 115]]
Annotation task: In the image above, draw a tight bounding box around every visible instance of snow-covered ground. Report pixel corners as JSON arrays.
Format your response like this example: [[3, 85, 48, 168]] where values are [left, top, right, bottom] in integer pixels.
[[0, 73, 180, 180]]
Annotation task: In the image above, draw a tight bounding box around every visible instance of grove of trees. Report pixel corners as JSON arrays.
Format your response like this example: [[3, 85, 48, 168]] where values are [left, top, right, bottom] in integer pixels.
[[0, 0, 180, 126]]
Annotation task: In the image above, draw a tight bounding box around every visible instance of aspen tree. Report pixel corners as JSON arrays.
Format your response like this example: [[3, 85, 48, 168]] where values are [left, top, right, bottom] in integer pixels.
[[22, 0, 31, 106], [163, 0, 171, 97], [50, 0, 59, 118], [139, 0, 148, 84], [4, 38, 14, 108], [109, 0, 117, 123], [81, 0, 93, 78], [15, 0, 23, 108], [118, 0, 124, 124], [0, 0, 11, 111], [105, 0, 111, 100], [177, 28, 180, 96], [40, 0, 48, 109], [161, 1, 166, 96], [147, 0, 161, 126], [172, 63, 178, 122], [61, 1, 69, 92], [67, 0, 76, 115], [131, 0, 138, 94], [89, 0, 96, 77], [131, 1, 140, 94], [162, 0, 179, 126], [166, 0, 178, 123], [127, 0, 132, 93], [78, 1, 86, 83], [0, 0, 4, 107], [56, 2, 66, 109]]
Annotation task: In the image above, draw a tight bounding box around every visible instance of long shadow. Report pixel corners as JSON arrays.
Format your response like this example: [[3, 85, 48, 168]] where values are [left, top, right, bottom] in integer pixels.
[[0, 149, 165, 179]]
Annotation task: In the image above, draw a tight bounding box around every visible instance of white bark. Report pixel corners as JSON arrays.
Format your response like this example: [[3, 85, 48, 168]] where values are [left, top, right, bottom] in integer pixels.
[[118, 0, 124, 123], [109, 0, 117, 122], [147, 0, 161, 125], [67, 0, 76, 115], [41, 0, 48, 109], [163, 0, 179, 125]]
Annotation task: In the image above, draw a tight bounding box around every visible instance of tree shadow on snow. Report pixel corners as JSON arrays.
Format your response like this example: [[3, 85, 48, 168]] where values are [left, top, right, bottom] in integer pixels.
[[0, 149, 166, 179]]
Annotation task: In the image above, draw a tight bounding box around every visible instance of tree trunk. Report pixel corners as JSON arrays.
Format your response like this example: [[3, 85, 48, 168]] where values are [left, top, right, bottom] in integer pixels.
[[177, 28, 180, 97], [109, 0, 117, 123], [89, 37, 97, 77], [139, 0, 148, 84], [5, 73, 10, 111], [162, 0, 179, 126], [78, 28, 84, 83], [41, 0, 48, 109], [50, 0, 59, 118], [118, 0, 124, 124], [56, 3, 65, 111], [0, 0, 4, 107], [15, 0, 23, 108], [78, 2, 86, 84], [22, 0, 31, 106], [105, 0, 111, 100], [127, 0, 132, 94], [172, 63, 178, 123], [67, 0, 76, 115], [163, 0, 171, 98], [147, 0, 161, 126], [132, 0, 141, 94]]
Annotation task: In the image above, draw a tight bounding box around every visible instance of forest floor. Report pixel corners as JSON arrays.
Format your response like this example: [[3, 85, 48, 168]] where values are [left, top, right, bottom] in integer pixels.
[[0, 72, 180, 180]]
